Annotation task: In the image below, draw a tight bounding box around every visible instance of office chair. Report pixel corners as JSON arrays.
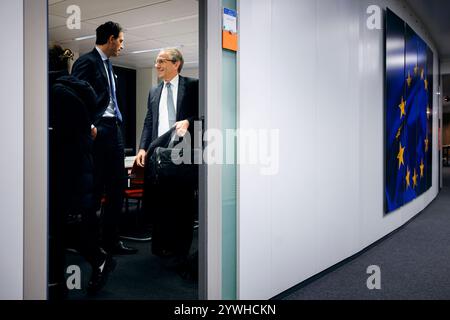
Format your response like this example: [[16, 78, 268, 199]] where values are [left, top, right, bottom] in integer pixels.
[[121, 161, 151, 241], [124, 160, 145, 215]]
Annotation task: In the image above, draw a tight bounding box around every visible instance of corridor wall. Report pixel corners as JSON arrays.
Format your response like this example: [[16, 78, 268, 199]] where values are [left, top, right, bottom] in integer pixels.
[[0, 0, 23, 300], [442, 61, 450, 75], [239, 0, 440, 299]]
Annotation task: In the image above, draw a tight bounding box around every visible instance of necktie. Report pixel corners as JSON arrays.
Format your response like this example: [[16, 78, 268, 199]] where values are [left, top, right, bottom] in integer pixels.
[[105, 59, 122, 122], [166, 82, 176, 128]]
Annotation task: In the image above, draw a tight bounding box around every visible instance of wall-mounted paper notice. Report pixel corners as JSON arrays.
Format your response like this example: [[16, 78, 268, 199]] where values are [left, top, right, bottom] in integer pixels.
[[223, 8, 237, 33], [223, 8, 238, 52]]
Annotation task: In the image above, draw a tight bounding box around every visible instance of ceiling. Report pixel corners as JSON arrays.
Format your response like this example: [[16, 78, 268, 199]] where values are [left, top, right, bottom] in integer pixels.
[[405, 0, 450, 62], [404, 0, 450, 112], [49, 0, 199, 70]]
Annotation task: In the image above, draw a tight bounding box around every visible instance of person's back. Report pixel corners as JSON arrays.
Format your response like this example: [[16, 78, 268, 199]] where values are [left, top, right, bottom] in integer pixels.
[[51, 75, 96, 211], [48, 45, 115, 299]]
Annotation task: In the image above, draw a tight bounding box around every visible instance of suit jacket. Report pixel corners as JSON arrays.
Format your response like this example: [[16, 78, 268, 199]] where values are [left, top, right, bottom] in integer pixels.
[[71, 48, 119, 125], [139, 75, 199, 151], [50, 74, 97, 210]]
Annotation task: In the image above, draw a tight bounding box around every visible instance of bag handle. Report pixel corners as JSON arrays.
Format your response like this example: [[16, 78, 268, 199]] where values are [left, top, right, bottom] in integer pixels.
[[168, 128, 184, 148]]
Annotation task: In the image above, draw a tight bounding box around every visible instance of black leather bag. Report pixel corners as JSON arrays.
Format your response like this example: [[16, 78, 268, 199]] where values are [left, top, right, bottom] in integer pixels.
[[146, 129, 196, 184], [148, 146, 196, 183]]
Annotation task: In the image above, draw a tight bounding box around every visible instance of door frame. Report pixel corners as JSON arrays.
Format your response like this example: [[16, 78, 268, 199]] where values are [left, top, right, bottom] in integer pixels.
[[199, 0, 224, 300], [23, 0, 225, 300]]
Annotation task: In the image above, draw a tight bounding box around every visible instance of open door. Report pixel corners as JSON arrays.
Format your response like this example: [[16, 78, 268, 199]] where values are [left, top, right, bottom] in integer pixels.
[[47, 0, 204, 300]]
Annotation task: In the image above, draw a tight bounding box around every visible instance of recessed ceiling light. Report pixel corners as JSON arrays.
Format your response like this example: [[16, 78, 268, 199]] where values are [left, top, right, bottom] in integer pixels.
[[126, 15, 198, 31], [130, 46, 183, 55], [130, 48, 162, 54], [74, 35, 96, 41]]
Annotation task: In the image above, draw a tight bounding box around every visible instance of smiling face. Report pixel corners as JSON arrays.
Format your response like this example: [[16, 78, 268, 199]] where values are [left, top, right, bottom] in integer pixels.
[[108, 31, 124, 57], [155, 50, 180, 81]]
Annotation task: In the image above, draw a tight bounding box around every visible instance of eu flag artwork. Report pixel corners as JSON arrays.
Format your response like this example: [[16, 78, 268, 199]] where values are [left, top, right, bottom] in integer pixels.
[[385, 8, 433, 214]]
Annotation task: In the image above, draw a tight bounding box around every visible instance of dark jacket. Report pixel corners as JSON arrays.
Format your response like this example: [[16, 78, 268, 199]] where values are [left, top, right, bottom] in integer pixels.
[[139, 75, 199, 151], [71, 48, 118, 125], [50, 75, 97, 210]]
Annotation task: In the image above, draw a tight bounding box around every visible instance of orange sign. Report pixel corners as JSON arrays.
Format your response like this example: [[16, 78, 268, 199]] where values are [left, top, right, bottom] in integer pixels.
[[223, 30, 238, 52]]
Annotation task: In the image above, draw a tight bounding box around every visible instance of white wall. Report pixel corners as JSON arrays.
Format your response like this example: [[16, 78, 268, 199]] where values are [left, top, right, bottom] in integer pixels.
[[239, 0, 440, 299], [136, 68, 153, 151], [181, 67, 199, 79], [0, 0, 23, 300], [442, 61, 450, 75]]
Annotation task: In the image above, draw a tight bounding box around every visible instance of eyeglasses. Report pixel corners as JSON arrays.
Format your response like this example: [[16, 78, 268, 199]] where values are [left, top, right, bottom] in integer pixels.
[[155, 58, 174, 65]]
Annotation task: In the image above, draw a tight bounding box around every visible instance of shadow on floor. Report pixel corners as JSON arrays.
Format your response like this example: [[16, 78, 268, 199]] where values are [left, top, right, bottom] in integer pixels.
[[64, 202, 198, 300]]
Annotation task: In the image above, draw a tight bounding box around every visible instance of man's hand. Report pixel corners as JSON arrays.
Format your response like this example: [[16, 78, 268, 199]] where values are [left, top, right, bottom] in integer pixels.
[[175, 120, 190, 137], [136, 149, 147, 167], [91, 126, 98, 140]]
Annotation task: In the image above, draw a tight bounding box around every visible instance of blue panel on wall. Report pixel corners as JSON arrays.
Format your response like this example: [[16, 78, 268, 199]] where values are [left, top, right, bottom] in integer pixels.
[[385, 8, 406, 213], [385, 8, 433, 214]]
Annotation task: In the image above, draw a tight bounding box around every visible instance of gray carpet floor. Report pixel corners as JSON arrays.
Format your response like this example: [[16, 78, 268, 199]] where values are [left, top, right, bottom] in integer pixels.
[[282, 167, 450, 300], [64, 168, 450, 300], [65, 203, 198, 300]]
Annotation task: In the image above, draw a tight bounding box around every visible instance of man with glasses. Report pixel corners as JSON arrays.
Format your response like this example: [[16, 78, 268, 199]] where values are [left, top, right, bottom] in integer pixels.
[[136, 48, 198, 273]]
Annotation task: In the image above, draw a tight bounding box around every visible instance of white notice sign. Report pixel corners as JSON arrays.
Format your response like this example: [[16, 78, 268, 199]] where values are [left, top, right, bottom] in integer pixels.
[[223, 8, 237, 33]]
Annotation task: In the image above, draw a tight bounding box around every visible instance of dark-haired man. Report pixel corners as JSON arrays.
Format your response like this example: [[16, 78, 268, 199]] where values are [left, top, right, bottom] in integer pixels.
[[72, 21, 137, 255]]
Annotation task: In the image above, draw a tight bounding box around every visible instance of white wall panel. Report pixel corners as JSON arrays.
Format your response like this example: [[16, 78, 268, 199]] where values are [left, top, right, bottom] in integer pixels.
[[442, 61, 450, 75], [314, 0, 361, 273], [239, 0, 440, 299], [238, 0, 273, 299], [0, 0, 23, 300], [136, 68, 153, 151]]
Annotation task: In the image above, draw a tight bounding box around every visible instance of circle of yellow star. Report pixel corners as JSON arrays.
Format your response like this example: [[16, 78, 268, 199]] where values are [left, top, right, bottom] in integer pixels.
[[420, 159, 425, 178], [396, 125, 402, 140], [398, 143, 405, 169], [407, 72, 412, 87], [399, 97, 406, 119], [412, 169, 418, 188], [406, 167, 411, 189]]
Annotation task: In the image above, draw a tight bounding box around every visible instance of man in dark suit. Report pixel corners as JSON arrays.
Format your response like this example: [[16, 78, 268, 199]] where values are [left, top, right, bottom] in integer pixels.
[[136, 48, 198, 265], [71, 21, 137, 255]]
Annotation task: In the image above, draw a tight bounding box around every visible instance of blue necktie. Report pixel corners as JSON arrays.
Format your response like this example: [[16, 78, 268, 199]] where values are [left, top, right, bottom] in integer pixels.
[[166, 82, 176, 128], [105, 59, 122, 122]]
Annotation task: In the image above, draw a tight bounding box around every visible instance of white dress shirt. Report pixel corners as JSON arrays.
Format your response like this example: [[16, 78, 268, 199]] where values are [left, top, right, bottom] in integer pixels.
[[95, 46, 116, 118], [158, 74, 179, 137]]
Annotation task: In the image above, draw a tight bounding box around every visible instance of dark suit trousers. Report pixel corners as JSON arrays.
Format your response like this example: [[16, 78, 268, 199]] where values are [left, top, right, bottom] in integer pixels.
[[93, 117, 126, 250], [150, 180, 196, 258]]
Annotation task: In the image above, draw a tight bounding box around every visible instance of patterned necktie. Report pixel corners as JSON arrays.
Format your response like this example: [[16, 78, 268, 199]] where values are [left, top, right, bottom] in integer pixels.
[[105, 59, 123, 122], [166, 82, 176, 128]]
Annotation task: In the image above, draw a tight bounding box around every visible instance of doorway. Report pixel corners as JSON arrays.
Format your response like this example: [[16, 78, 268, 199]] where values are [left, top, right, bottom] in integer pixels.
[[47, 0, 203, 300]]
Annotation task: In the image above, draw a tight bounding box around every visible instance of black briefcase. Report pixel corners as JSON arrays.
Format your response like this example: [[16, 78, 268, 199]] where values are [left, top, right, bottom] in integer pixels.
[[147, 146, 196, 184]]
